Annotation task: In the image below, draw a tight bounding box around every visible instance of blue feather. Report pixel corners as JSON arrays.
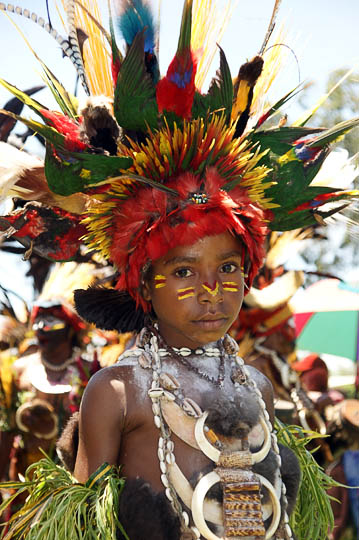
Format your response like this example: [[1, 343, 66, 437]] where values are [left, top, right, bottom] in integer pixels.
[[118, 0, 156, 53]]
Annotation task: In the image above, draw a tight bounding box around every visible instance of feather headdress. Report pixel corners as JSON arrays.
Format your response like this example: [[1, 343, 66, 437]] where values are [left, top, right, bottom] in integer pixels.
[[0, 0, 359, 328], [31, 261, 108, 331]]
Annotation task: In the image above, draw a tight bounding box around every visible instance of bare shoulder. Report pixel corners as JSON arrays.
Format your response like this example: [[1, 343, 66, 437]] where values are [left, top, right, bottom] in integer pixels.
[[245, 364, 274, 395], [245, 364, 275, 421], [80, 350, 148, 413]]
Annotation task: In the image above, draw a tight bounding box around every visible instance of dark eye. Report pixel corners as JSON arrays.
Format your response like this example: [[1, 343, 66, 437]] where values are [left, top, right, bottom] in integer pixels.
[[175, 268, 193, 278], [220, 263, 237, 273]]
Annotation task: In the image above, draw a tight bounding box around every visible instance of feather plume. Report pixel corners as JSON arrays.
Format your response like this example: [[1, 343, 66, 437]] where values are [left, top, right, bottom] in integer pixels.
[[116, 0, 159, 85], [74, 287, 147, 332], [64, 0, 90, 94], [191, 0, 236, 91], [72, 0, 114, 97], [266, 230, 312, 269], [0, 142, 87, 221], [156, 0, 197, 119], [0, 3, 90, 95], [232, 56, 264, 137], [258, 0, 282, 55]]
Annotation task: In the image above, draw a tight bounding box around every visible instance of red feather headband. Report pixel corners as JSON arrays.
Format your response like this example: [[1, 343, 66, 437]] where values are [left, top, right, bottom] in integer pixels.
[[110, 168, 268, 310]]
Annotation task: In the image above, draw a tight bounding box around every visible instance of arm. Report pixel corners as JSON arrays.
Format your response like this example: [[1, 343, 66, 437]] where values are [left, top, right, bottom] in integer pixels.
[[0, 430, 15, 480], [74, 367, 126, 483], [246, 365, 275, 425]]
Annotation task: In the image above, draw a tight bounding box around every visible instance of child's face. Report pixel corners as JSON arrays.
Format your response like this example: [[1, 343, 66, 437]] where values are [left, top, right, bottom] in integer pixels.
[[143, 232, 245, 348]]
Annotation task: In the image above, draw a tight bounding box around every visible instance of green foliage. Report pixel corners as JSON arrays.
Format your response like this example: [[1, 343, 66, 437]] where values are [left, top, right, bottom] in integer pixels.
[[276, 420, 343, 540], [0, 457, 128, 540]]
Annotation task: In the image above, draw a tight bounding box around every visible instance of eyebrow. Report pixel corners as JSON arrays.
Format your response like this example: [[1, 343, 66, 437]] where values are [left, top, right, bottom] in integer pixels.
[[164, 251, 242, 266], [218, 250, 242, 261], [164, 256, 198, 266]]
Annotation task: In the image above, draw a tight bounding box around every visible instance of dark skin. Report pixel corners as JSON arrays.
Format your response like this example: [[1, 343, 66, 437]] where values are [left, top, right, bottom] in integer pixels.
[[74, 232, 274, 490], [0, 312, 76, 483]]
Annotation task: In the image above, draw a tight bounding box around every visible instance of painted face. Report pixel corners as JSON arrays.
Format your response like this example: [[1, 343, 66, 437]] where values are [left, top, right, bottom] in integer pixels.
[[33, 313, 71, 350], [143, 232, 245, 348]]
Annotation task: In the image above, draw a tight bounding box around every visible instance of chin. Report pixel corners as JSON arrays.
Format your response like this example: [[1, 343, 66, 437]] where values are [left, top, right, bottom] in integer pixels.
[[191, 329, 227, 347]]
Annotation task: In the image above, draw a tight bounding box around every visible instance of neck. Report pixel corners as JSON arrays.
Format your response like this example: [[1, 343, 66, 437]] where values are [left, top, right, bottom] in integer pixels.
[[40, 341, 74, 366]]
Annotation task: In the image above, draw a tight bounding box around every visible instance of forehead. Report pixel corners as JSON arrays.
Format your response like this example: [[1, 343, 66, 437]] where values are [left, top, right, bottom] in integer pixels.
[[159, 231, 243, 265], [34, 308, 64, 320]]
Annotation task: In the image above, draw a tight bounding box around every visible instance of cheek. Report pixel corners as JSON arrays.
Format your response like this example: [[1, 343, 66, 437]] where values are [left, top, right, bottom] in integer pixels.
[[176, 286, 196, 301]]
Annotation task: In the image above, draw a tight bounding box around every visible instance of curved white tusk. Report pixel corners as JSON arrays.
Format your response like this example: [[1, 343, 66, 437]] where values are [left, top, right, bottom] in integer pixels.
[[194, 412, 221, 463], [192, 471, 223, 540], [191, 471, 282, 540], [251, 416, 272, 464], [259, 474, 282, 539], [298, 409, 326, 435], [261, 456, 283, 521], [248, 421, 265, 448], [161, 400, 200, 449], [167, 462, 222, 525]]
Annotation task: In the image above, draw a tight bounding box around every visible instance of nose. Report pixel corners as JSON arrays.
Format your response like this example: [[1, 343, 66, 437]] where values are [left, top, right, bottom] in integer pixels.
[[198, 280, 223, 304]]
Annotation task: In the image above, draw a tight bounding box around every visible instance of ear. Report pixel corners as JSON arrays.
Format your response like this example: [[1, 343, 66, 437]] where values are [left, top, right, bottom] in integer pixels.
[[141, 280, 152, 302]]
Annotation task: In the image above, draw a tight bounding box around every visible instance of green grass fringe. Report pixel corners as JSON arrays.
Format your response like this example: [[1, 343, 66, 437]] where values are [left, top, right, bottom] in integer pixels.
[[0, 456, 129, 540], [1, 425, 343, 540], [276, 419, 343, 540]]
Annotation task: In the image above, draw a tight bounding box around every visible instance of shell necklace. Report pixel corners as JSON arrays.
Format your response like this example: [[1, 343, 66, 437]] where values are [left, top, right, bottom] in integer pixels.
[[41, 347, 80, 372], [135, 327, 294, 540]]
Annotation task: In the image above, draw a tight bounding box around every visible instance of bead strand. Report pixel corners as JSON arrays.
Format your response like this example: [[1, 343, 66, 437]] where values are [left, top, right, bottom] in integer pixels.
[[241, 365, 294, 539], [146, 332, 194, 537]]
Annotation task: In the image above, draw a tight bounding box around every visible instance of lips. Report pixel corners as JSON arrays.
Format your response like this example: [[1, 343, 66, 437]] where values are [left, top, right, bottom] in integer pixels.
[[192, 313, 228, 330]]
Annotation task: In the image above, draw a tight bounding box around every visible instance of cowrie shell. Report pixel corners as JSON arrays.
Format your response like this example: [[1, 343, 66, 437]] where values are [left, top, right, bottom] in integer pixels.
[[161, 474, 169, 488], [182, 398, 202, 417], [165, 488, 173, 502], [138, 352, 152, 368], [159, 372, 180, 390], [148, 388, 163, 398], [162, 390, 176, 401]]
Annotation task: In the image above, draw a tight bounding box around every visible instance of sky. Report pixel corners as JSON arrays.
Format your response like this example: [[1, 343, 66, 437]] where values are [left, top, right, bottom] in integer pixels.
[[0, 0, 359, 306]]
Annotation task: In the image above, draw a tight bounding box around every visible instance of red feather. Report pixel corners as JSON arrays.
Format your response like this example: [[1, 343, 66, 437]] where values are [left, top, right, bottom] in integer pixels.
[[40, 110, 87, 152], [156, 49, 197, 119]]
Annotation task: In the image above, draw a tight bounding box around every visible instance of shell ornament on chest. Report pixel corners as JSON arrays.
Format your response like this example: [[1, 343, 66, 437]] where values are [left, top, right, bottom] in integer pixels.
[[122, 328, 295, 540]]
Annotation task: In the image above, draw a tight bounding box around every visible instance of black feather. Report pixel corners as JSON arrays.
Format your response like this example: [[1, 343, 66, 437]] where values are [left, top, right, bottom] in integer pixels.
[[74, 287, 147, 332]]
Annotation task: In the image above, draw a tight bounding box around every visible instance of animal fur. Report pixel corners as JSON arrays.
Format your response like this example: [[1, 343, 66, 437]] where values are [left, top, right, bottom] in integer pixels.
[[56, 412, 79, 472], [79, 96, 120, 155], [202, 390, 261, 438], [117, 478, 181, 540]]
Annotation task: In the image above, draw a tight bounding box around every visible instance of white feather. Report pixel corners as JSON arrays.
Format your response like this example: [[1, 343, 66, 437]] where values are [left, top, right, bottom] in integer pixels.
[[0, 142, 42, 201]]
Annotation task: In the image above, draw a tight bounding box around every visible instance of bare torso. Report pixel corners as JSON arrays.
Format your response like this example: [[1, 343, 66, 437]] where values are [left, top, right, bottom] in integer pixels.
[[75, 349, 274, 492]]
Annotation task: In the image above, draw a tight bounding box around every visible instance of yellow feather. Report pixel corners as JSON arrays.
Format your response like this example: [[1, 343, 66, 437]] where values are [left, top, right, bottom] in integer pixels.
[[191, 0, 237, 91], [251, 25, 290, 122], [62, 0, 113, 98], [231, 80, 251, 120], [38, 262, 108, 307]]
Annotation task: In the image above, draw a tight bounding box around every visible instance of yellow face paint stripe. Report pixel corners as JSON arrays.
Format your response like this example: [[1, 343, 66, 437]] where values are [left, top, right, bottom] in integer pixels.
[[154, 274, 167, 289], [202, 281, 219, 296], [177, 287, 195, 300], [178, 292, 195, 300], [222, 281, 239, 292]]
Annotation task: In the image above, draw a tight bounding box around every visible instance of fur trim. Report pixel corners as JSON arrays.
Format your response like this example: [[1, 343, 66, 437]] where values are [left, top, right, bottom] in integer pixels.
[[117, 478, 181, 540], [56, 412, 79, 472]]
